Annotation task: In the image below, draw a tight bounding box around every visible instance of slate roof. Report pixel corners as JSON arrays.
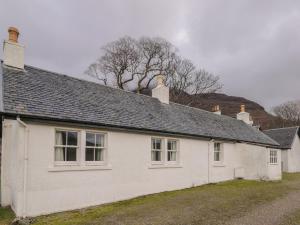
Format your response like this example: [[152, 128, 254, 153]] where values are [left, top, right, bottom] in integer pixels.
[[264, 127, 299, 149], [0, 62, 278, 146]]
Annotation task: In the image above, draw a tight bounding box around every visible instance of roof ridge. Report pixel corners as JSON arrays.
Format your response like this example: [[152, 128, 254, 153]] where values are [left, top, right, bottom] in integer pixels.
[[170, 101, 240, 121], [264, 126, 299, 131]]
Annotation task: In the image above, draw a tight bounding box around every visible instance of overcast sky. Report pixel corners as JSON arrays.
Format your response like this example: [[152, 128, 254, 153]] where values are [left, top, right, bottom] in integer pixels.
[[1, 0, 299, 110]]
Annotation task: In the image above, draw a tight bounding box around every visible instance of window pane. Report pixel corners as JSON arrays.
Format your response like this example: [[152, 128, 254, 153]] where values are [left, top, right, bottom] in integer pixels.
[[96, 134, 104, 147], [152, 151, 161, 161], [214, 143, 220, 151], [66, 147, 77, 161], [168, 140, 177, 151], [168, 151, 176, 161], [55, 147, 65, 161], [152, 139, 161, 150], [68, 132, 78, 146], [156, 140, 161, 150], [55, 131, 66, 145], [214, 152, 220, 161], [86, 133, 95, 147], [167, 141, 171, 150], [86, 148, 94, 161], [95, 148, 104, 161]]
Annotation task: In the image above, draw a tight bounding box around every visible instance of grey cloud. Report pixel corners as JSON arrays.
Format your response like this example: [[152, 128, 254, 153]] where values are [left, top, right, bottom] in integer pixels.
[[0, 0, 299, 110]]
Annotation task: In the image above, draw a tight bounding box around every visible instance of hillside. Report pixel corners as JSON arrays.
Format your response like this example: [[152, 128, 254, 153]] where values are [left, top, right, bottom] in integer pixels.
[[171, 92, 277, 129]]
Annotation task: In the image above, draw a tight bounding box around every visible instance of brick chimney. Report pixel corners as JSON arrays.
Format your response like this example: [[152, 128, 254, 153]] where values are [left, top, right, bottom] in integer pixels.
[[3, 27, 24, 69], [237, 104, 253, 126], [212, 105, 221, 115], [152, 75, 169, 104]]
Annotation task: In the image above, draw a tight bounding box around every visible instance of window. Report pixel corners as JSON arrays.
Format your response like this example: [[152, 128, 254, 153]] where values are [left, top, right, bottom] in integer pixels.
[[214, 143, 222, 162], [270, 150, 278, 164], [151, 138, 162, 162], [85, 132, 105, 162], [55, 130, 78, 162], [167, 140, 177, 161]]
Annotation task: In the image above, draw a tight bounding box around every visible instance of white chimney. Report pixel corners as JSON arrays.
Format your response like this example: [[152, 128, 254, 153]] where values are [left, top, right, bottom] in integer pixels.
[[237, 104, 253, 126], [152, 75, 169, 104], [212, 105, 221, 115], [3, 27, 24, 69]]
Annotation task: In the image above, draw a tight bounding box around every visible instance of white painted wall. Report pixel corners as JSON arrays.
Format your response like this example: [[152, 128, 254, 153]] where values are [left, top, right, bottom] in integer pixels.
[[284, 135, 300, 172], [1, 119, 281, 217], [1, 120, 26, 216]]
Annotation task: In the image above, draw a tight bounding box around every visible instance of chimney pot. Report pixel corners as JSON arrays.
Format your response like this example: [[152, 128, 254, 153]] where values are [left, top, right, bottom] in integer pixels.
[[8, 27, 19, 43], [212, 105, 221, 115], [240, 104, 245, 112], [237, 104, 253, 126], [156, 75, 164, 87]]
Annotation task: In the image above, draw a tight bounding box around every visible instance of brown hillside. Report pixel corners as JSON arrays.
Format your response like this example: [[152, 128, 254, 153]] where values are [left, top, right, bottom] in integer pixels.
[[171, 92, 276, 129]]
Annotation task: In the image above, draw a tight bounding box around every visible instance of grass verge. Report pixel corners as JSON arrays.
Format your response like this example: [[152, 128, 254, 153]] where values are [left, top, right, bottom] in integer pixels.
[[2, 173, 300, 225]]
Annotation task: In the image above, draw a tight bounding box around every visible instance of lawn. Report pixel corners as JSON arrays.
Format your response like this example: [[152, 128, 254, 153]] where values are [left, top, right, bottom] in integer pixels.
[[2, 173, 300, 225]]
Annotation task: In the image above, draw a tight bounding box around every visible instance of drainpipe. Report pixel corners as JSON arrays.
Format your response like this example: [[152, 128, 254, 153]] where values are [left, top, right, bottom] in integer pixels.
[[17, 117, 29, 218], [208, 139, 214, 183]]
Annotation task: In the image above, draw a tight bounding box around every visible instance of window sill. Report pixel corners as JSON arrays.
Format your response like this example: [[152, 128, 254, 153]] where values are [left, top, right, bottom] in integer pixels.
[[269, 163, 278, 166], [213, 163, 225, 167], [48, 165, 112, 172], [148, 164, 182, 169]]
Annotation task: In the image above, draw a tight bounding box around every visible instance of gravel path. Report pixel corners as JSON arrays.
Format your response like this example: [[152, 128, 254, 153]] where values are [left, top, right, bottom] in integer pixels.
[[226, 189, 300, 225]]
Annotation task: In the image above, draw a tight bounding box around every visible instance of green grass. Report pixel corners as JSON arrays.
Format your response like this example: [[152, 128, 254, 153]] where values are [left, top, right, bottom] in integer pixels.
[[280, 209, 300, 225], [2, 173, 300, 225], [0, 207, 14, 225]]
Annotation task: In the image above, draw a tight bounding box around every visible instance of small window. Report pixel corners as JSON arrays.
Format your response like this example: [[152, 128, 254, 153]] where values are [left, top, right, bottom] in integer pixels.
[[167, 140, 177, 161], [214, 143, 222, 162], [152, 138, 162, 161], [86, 132, 105, 161], [270, 150, 278, 164], [55, 130, 78, 162]]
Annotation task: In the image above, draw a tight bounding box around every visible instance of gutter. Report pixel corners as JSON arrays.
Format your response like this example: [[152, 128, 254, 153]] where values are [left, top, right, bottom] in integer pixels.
[[16, 117, 29, 218]]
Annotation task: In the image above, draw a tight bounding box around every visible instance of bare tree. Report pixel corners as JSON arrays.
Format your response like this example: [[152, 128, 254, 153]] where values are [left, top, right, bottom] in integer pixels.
[[272, 100, 300, 127], [85, 36, 140, 89], [168, 58, 222, 102], [86, 36, 222, 96], [135, 37, 177, 93]]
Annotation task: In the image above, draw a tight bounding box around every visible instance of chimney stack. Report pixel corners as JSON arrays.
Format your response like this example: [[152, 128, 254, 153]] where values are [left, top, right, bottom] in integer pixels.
[[3, 27, 24, 69], [237, 104, 253, 126], [152, 75, 169, 104], [212, 105, 221, 115]]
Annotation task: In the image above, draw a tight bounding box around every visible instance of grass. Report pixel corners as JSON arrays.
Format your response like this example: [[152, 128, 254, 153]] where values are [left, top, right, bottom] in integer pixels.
[[0, 207, 14, 225], [2, 173, 300, 225]]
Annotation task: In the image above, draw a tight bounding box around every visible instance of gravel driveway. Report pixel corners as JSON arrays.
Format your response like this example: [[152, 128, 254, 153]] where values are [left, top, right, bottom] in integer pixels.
[[227, 182, 300, 225]]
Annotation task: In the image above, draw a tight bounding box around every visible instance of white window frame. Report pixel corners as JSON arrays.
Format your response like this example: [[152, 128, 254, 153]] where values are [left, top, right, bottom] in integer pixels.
[[151, 138, 164, 164], [213, 142, 223, 162], [270, 150, 278, 165], [54, 129, 80, 166], [151, 137, 180, 166], [85, 131, 107, 166], [167, 139, 179, 164]]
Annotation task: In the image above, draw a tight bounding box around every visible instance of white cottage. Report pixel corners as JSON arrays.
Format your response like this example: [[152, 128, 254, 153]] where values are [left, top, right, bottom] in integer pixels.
[[264, 127, 300, 172], [0, 27, 281, 217]]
